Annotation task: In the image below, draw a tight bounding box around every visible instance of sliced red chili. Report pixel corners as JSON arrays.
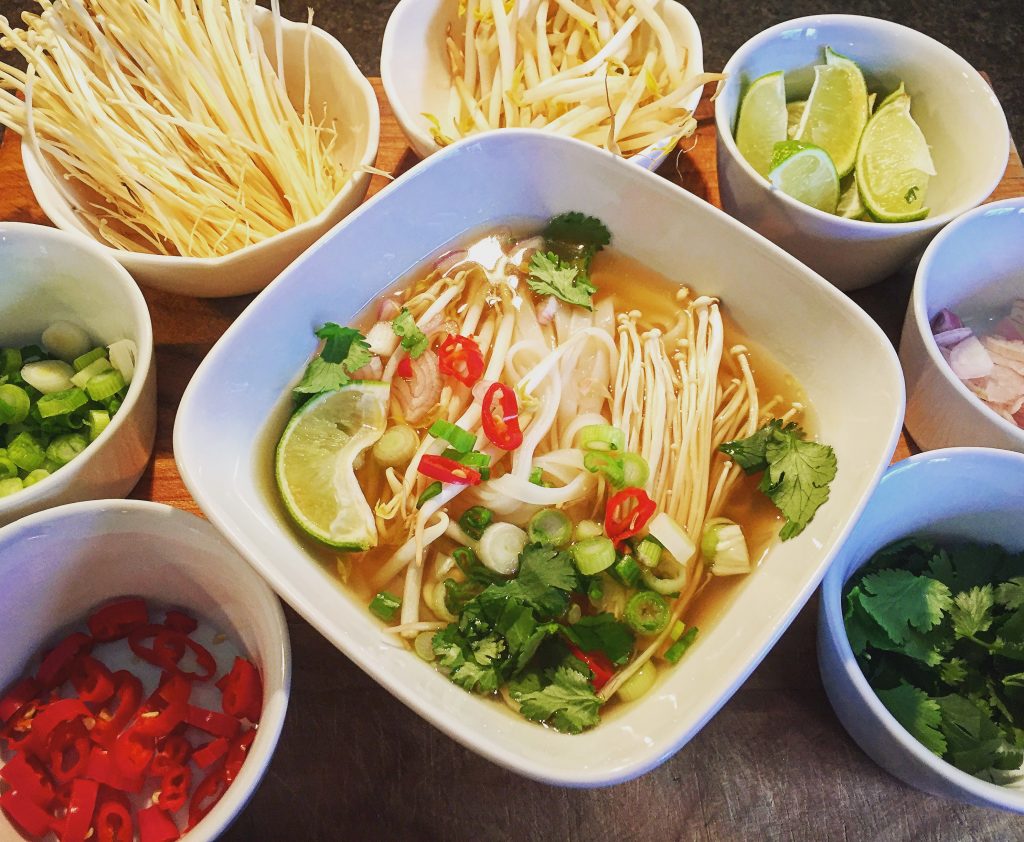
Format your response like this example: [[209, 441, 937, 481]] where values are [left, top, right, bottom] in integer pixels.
[[0, 677, 40, 724], [36, 632, 93, 689], [139, 804, 181, 842], [111, 728, 155, 779], [481, 382, 523, 450], [1, 698, 42, 752], [94, 794, 133, 842], [22, 698, 90, 758], [128, 674, 190, 739], [150, 734, 192, 777], [396, 356, 414, 378], [90, 671, 143, 748], [437, 334, 484, 387], [87, 598, 148, 642], [155, 763, 191, 813], [185, 705, 240, 739], [61, 777, 99, 842], [565, 642, 615, 691], [83, 747, 145, 793], [417, 454, 481, 486], [604, 487, 657, 548], [71, 655, 116, 705], [188, 763, 228, 829], [129, 627, 216, 682], [0, 788, 54, 838], [0, 751, 56, 808], [224, 728, 256, 783], [47, 717, 93, 784], [190, 737, 229, 770], [163, 609, 198, 635], [217, 657, 263, 722]]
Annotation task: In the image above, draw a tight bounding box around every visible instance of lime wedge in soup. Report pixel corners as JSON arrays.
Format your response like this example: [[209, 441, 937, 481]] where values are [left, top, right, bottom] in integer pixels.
[[856, 89, 935, 223], [275, 381, 389, 550], [794, 47, 869, 178], [735, 71, 788, 177], [768, 140, 840, 214]]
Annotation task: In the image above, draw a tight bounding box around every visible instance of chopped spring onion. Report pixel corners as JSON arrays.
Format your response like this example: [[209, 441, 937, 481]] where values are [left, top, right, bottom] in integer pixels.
[[416, 481, 443, 509], [575, 519, 604, 540], [369, 591, 402, 622], [578, 424, 626, 452], [612, 555, 642, 588], [636, 538, 663, 568], [640, 563, 688, 596], [527, 508, 573, 547], [571, 536, 616, 575], [107, 340, 136, 384], [664, 627, 699, 664], [528, 466, 546, 486], [670, 620, 686, 642], [442, 448, 491, 474], [41, 321, 92, 363], [71, 357, 112, 389], [21, 360, 75, 395], [0, 456, 17, 480], [0, 477, 23, 497], [617, 661, 657, 703], [625, 591, 670, 635], [701, 517, 751, 575], [36, 388, 89, 419], [1, 348, 22, 376], [85, 370, 125, 402], [428, 581, 458, 623], [429, 419, 477, 453], [620, 453, 650, 489], [414, 632, 437, 662], [73, 347, 108, 372], [373, 424, 419, 468], [22, 469, 50, 487], [0, 384, 30, 425], [452, 546, 478, 576], [459, 506, 494, 541], [477, 522, 528, 576], [583, 451, 625, 487], [588, 579, 604, 601], [45, 433, 88, 467], [7, 432, 45, 472], [87, 410, 111, 442]]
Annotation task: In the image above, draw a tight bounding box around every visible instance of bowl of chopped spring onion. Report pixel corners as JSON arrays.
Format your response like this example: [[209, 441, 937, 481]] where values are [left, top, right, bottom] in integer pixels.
[[0, 223, 156, 527], [819, 447, 1024, 812], [7, 1, 379, 298]]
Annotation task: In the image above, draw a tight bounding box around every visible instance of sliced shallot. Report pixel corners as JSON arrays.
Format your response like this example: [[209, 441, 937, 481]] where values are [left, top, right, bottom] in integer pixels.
[[949, 335, 994, 381]]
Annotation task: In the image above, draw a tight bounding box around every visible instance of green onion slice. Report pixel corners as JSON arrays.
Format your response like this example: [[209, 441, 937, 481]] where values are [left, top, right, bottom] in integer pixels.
[[578, 424, 625, 452], [37, 387, 89, 418], [664, 627, 699, 664], [571, 536, 616, 575], [527, 508, 573, 547], [369, 591, 402, 622], [85, 369, 125, 402], [459, 505, 493, 540], [625, 590, 670, 635], [416, 481, 443, 509], [429, 419, 477, 453]]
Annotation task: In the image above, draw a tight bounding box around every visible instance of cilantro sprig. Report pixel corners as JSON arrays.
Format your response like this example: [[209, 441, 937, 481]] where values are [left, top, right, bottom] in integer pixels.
[[719, 419, 837, 539], [844, 538, 1024, 780], [293, 323, 373, 405], [525, 212, 611, 311], [391, 308, 428, 358]]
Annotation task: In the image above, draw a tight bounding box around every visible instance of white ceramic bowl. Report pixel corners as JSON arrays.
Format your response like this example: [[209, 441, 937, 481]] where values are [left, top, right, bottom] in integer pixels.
[[22, 8, 379, 298], [0, 499, 291, 841], [174, 129, 904, 785], [0, 222, 156, 527], [900, 197, 1024, 453], [381, 0, 703, 171], [714, 15, 1010, 291], [818, 447, 1024, 812]]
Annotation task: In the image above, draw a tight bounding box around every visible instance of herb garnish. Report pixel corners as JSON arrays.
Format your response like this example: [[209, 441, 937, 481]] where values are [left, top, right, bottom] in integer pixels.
[[526, 212, 612, 311], [391, 308, 428, 358], [293, 323, 372, 403]]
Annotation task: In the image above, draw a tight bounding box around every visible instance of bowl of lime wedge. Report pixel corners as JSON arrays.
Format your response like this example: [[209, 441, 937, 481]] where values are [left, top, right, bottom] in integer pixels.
[[714, 15, 1009, 291]]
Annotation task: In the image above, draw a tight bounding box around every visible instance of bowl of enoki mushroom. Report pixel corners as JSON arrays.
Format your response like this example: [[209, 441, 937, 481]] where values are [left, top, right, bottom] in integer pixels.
[[1, 0, 379, 297], [381, 0, 717, 170]]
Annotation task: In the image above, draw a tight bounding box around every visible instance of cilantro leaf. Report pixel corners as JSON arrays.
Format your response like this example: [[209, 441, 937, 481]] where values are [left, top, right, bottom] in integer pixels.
[[996, 578, 1024, 610], [527, 251, 597, 310], [542, 212, 611, 252], [391, 308, 428, 358], [843, 585, 899, 656], [859, 569, 952, 645], [941, 658, 969, 686], [950, 585, 995, 639], [717, 422, 776, 474], [486, 543, 578, 620], [293, 323, 373, 400], [876, 682, 947, 756], [936, 693, 1024, 774], [292, 357, 351, 396], [562, 613, 635, 666], [517, 666, 602, 734]]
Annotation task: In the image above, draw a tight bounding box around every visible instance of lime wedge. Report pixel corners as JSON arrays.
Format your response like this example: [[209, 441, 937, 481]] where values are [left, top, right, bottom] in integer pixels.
[[735, 71, 787, 177], [275, 381, 389, 550], [794, 47, 869, 178], [786, 100, 806, 139], [855, 90, 935, 223], [768, 140, 840, 213], [837, 173, 866, 219]]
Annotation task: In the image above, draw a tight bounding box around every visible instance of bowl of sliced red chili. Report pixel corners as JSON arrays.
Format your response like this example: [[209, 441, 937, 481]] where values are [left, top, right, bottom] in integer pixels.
[[0, 499, 290, 842]]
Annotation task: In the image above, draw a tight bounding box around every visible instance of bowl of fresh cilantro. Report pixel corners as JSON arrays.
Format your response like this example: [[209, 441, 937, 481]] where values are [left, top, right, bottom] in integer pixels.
[[818, 446, 1024, 812]]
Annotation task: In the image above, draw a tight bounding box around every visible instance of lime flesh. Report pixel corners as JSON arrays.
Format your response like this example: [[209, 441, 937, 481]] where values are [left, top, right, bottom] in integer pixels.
[[275, 381, 389, 549], [735, 71, 788, 177], [768, 140, 840, 214]]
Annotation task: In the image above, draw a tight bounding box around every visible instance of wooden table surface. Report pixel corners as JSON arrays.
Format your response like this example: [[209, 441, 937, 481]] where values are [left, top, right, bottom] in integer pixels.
[[2, 81, 1023, 841]]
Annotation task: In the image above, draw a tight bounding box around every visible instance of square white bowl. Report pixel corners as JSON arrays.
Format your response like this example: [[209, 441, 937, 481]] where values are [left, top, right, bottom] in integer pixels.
[[174, 130, 905, 785]]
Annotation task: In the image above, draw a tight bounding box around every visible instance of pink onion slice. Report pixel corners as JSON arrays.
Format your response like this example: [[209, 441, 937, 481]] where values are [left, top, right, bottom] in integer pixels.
[[933, 327, 973, 348], [948, 335, 994, 381], [930, 308, 963, 334]]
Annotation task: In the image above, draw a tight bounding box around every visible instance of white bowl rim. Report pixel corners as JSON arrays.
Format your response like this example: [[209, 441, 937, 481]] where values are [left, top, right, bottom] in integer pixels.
[[0, 221, 154, 515], [380, 0, 705, 164], [0, 497, 293, 840], [820, 446, 1024, 810], [911, 196, 1024, 445], [20, 8, 381, 269], [713, 13, 1010, 231], [175, 127, 906, 786]]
